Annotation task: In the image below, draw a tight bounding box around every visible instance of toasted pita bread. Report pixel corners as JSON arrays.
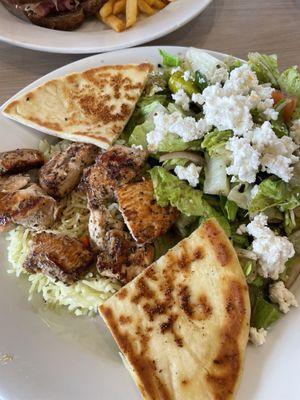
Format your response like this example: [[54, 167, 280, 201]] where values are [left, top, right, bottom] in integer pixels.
[[2, 63, 153, 149], [99, 218, 250, 400], [117, 180, 179, 244]]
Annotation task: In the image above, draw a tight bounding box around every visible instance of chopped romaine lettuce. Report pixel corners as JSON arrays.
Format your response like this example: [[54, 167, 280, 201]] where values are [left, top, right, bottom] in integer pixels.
[[128, 120, 153, 149], [250, 294, 281, 329], [223, 198, 238, 221], [284, 210, 297, 235], [279, 66, 300, 101], [203, 155, 230, 196], [248, 52, 280, 88], [195, 71, 208, 92], [149, 166, 230, 235], [159, 49, 181, 67], [201, 129, 232, 157], [249, 178, 300, 213]]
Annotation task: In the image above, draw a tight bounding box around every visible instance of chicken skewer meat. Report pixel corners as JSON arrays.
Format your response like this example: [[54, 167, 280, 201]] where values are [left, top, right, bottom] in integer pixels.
[[23, 232, 94, 284], [0, 174, 30, 194], [81, 145, 154, 284], [0, 183, 59, 232], [39, 142, 99, 198], [0, 149, 44, 175]]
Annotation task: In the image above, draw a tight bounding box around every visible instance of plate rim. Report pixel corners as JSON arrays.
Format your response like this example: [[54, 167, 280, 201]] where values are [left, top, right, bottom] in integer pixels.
[[0, 0, 212, 54]]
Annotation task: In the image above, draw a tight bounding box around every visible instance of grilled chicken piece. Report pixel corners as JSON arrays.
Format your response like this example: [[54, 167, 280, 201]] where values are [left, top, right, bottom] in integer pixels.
[[0, 149, 44, 175], [96, 229, 154, 284], [39, 142, 99, 198], [88, 202, 124, 251], [0, 184, 58, 232], [117, 180, 179, 244], [0, 174, 30, 193], [23, 232, 94, 284], [82, 145, 148, 203]]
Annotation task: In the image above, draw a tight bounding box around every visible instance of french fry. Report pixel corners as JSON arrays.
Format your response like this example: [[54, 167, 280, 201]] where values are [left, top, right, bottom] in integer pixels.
[[138, 0, 155, 15], [151, 0, 165, 9], [99, 0, 115, 18], [126, 0, 138, 28], [103, 14, 126, 32], [144, 0, 155, 5], [113, 0, 126, 14]]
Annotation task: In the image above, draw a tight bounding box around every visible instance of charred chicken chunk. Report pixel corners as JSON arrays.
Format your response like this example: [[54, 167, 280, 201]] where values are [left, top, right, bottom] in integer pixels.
[[23, 232, 94, 284], [0, 184, 58, 232], [82, 145, 148, 203], [117, 180, 179, 244], [0, 174, 30, 193], [0, 149, 44, 175], [39, 142, 99, 198], [96, 229, 154, 284]]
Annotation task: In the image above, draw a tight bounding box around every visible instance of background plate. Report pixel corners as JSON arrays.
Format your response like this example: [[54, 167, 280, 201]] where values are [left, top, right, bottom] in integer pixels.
[[0, 0, 211, 54], [0, 46, 300, 400]]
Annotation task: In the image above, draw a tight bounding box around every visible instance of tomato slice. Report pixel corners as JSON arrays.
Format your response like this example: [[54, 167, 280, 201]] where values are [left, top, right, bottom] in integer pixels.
[[272, 90, 297, 122], [80, 235, 90, 249]]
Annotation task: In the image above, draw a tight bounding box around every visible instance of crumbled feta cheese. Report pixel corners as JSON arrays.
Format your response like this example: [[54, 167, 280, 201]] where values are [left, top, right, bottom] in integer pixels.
[[202, 85, 254, 135], [146, 111, 211, 149], [174, 163, 202, 187], [191, 92, 204, 105], [172, 89, 190, 111], [226, 136, 260, 183], [246, 214, 295, 279], [171, 66, 181, 74], [200, 64, 278, 137], [236, 224, 247, 235], [249, 121, 299, 182], [249, 327, 268, 346], [183, 70, 192, 81], [131, 144, 143, 150], [269, 281, 298, 313], [290, 119, 300, 145]]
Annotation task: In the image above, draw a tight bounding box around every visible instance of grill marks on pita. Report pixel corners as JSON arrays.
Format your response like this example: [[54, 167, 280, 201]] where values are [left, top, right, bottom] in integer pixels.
[[99, 219, 250, 400], [2, 64, 153, 149]]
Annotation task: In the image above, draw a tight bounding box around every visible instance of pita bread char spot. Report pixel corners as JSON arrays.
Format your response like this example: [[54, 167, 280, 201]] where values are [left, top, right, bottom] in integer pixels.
[[3, 63, 153, 149], [99, 218, 250, 400], [202, 218, 232, 266]]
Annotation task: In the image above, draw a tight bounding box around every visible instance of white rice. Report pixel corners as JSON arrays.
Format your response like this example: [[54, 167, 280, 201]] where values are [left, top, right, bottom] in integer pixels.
[[6, 140, 121, 317]]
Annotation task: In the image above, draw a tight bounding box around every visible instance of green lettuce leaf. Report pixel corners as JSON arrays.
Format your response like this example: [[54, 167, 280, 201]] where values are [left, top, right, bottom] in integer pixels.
[[279, 66, 300, 101], [284, 210, 297, 235], [201, 129, 232, 157], [159, 49, 180, 67], [149, 166, 230, 235], [250, 294, 281, 329], [223, 199, 238, 221], [248, 52, 280, 88], [249, 178, 300, 213], [128, 120, 153, 149]]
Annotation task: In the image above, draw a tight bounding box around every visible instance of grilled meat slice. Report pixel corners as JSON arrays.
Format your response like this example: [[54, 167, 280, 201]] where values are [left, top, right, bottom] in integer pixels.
[[96, 229, 154, 284], [23, 232, 94, 284], [117, 180, 179, 244], [0, 184, 58, 232], [0, 149, 44, 175], [0, 174, 30, 193], [88, 202, 124, 251], [39, 142, 99, 198], [82, 145, 148, 203]]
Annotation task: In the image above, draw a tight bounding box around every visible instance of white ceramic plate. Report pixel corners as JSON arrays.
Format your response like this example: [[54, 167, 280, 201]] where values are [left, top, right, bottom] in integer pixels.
[[0, 0, 211, 54], [0, 46, 300, 400]]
